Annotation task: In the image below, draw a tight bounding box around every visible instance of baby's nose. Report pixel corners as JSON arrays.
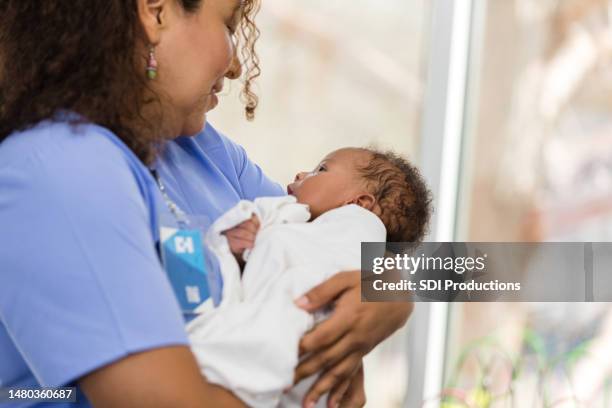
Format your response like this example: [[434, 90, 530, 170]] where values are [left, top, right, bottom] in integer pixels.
[[295, 172, 308, 182]]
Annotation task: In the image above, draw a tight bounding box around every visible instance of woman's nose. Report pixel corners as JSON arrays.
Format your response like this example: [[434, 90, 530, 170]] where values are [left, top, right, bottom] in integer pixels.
[[225, 53, 242, 80]]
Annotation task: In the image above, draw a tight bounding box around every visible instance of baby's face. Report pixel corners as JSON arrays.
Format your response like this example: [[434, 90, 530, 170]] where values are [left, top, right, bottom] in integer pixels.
[[287, 148, 371, 219]]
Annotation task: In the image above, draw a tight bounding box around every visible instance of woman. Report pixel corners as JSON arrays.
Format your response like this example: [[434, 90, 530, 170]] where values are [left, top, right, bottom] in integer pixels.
[[0, 1, 412, 407]]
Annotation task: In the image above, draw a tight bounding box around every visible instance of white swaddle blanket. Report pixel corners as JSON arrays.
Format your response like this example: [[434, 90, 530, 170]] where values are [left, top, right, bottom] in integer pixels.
[[187, 196, 386, 407]]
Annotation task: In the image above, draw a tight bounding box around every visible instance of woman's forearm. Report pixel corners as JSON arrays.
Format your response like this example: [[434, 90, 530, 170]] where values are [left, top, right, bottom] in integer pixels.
[[79, 346, 245, 408]]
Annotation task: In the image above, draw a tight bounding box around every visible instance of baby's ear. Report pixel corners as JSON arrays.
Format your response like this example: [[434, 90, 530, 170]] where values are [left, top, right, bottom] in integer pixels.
[[346, 193, 376, 211]]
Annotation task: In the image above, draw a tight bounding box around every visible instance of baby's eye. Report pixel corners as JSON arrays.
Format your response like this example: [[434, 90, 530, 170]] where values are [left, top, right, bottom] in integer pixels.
[[317, 165, 327, 172]]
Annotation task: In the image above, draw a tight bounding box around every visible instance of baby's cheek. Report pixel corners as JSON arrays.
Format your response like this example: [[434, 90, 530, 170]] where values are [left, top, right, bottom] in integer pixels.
[[294, 191, 310, 206], [295, 190, 317, 210]]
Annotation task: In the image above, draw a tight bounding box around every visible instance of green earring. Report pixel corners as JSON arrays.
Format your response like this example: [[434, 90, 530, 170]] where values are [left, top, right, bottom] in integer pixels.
[[146, 46, 158, 80]]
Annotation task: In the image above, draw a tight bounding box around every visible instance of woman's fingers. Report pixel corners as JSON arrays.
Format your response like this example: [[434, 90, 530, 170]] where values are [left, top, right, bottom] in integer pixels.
[[339, 365, 366, 408], [302, 352, 362, 408], [295, 331, 356, 384], [295, 271, 360, 312], [326, 376, 351, 408], [294, 270, 409, 407], [298, 308, 354, 357]]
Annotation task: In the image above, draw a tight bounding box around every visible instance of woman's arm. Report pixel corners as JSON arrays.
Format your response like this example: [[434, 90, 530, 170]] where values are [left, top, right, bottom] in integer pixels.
[[204, 124, 287, 200], [294, 271, 413, 407], [80, 346, 245, 408], [0, 126, 246, 404]]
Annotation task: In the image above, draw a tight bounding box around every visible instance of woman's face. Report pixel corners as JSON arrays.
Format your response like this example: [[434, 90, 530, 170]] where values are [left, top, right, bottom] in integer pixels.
[[140, 0, 244, 137]]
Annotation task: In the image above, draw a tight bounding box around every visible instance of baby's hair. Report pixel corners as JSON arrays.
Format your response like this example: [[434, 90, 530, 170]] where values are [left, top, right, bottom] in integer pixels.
[[357, 149, 433, 243]]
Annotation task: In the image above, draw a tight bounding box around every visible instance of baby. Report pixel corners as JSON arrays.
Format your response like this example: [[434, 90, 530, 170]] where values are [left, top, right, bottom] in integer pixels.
[[187, 147, 432, 408], [287, 147, 431, 242]]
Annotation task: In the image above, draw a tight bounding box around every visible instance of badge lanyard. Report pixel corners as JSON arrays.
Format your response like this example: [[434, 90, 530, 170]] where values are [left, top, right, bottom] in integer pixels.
[[151, 169, 190, 227], [151, 169, 215, 316]]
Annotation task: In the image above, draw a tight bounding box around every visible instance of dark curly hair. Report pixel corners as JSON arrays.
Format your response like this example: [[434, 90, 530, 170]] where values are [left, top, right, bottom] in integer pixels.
[[358, 149, 433, 243], [0, 0, 261, 164]]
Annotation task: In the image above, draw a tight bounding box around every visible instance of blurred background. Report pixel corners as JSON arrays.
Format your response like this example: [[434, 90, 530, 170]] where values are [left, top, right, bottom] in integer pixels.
[[209, 0, 612, 406]]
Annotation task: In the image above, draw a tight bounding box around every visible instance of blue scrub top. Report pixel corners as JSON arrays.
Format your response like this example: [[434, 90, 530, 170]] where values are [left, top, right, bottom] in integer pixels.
[[155, 122, 285, 221], [0, 119, 284, 407]]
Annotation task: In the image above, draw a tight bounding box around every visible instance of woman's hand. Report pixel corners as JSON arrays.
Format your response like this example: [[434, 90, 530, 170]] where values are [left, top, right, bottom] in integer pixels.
[[293, 271, 413, 407], [221, 215, 260, 264], [326, 362, 366, 408]]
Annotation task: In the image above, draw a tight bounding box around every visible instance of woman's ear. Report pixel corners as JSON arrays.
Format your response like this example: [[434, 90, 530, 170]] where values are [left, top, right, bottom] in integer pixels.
[[346, 193, 376, 211], [137, 0, 169, 45]]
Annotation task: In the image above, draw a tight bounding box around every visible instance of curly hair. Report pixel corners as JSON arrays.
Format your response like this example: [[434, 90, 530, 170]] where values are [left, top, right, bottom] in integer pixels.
[[236, 0, 261, 121], [0, 0, 261, 164], [358, 149, 433, 243]]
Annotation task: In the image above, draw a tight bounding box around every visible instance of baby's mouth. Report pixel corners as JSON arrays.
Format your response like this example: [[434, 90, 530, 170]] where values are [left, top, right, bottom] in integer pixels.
[[287, 185, 295, 195]]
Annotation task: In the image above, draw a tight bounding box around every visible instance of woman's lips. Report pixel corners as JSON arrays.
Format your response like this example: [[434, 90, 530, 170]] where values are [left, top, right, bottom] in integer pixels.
[[206, 94, 219, 111]]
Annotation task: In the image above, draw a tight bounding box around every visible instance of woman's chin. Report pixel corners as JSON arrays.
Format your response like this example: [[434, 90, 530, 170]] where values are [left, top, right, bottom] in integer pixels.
[[179, 95, 219, 137], [180, 115, 207, 137]]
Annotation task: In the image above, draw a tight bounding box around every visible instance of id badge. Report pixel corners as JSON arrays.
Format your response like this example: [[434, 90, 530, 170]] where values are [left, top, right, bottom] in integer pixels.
[[158, 214, 221, 316]]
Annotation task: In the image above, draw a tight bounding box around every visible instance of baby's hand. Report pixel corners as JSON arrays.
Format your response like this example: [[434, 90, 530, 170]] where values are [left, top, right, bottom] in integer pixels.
[[221, 214, 260, 265]]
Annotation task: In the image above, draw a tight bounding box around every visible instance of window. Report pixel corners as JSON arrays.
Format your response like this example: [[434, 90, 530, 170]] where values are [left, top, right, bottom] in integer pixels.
[[445, 1, 612, 406]]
